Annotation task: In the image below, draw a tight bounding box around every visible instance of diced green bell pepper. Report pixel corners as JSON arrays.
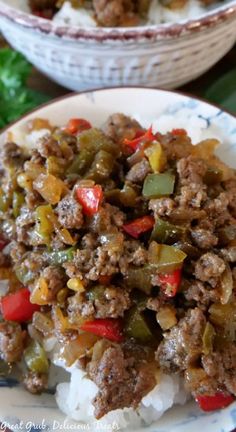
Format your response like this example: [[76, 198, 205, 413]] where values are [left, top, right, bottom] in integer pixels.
[[47, 156, 67, 177], [86, 150, 114, 183], [45, 246, 76, 265], [15, 265, 35, 285], [77, 128, 119, 157], [148, 241, 186, 272], [35, 204, 54, 244], [125, 265, 153, 295], [125, 306, 153, 342], [24, 340, 49, 374], [12, 191, 25, 218], [66, 150, 94, 176], [105, 184, 138, 208], [0, 188, 11, 213], [0, 359, 11, 376], [151, 218, 184, 244], [87, 285, 105, 301], [119, 183, 138, 207], [142, 172, 175, 199]]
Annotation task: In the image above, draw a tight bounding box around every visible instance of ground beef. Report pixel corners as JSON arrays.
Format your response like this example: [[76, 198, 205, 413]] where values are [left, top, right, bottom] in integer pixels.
[[169, 207, 206, 223], [73, 244, 123, 281], [38, 135, 62, 158], [102, 113, 142, 143], [29, 0, 57, 11], [23, 371, 48, 394], [0, 251, 10, 267], [204, 192, 232, 228], [68, 285, 131, 320], [70, 236, 146, 281], [220, 246, 236, 262], [0, 322, 24, 363], [15, 206, 35, 244], [41, 266, 67, 301], [184, 367, 218, 396], [63, 262, 84, 280], [225, 190, 236, 218], [156, 308, 206, 372], [183, 280, 220, 305], [57, 193, 84, 230], [25, 189, 42, 210], [194, 252, 226, 286], [1, 142, 26, 169], [80, 233, 98, 250], [23, 251, 45, 273], [119, 240, 147, 273], [190, 228, 218, 249], [88, 344, 156, 419], [50, 233, 66, 250], [126, 159, 151, 183], [202, 343, 236, 396], [177, 156, 207, 185], [87, 204, 125, 234], [93, 0, 123, 26], [176, 183, 207, 209], [68, 292, 94, 321], [160, 133, 193, 161], [149, 197, 176, 218]]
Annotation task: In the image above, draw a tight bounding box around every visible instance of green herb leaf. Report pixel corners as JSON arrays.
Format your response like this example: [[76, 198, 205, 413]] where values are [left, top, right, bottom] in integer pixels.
[[0, 48, 50, 128], [205, 69, 236, 114]]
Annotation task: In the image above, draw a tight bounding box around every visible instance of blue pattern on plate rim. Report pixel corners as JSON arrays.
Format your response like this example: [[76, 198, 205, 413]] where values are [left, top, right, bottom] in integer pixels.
[[0, 93, 236, 432]]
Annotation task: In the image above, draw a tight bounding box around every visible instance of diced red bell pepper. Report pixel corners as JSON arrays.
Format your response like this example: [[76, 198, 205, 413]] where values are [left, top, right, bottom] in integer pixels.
[[98, 275, 112, 285], [66, 118, 92, 135], [80, 319, 123, 342], [0, 238, 8, 251], [123, 215, 154, 239], [195, 392, 235, 412], [158, 268, 182, 297], [123, 126, 156, 151], [171, 128, 187, 136], [76, 185, 103, 216], [1, 288, 40, 323]]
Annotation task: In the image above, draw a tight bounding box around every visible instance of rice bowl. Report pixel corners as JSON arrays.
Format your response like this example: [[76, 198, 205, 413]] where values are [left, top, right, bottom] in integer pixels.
[[0, 88, 236, 432]]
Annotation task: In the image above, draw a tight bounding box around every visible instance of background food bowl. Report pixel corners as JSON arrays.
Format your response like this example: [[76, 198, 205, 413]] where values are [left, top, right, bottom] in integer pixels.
[[0, 0, 236, 91]]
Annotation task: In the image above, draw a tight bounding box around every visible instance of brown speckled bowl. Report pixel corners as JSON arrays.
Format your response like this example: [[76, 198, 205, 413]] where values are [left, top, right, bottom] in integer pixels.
[[0, 0, 236, 90]]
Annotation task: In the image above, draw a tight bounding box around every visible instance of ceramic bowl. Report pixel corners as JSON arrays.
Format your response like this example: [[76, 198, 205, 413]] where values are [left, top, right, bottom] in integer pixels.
[[0, 87, 236, 432], [0, 0, 236, 91]]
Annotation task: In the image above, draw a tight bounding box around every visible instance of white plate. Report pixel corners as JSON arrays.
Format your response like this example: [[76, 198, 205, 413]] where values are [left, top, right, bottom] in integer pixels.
[[0, 87, 236, 432]]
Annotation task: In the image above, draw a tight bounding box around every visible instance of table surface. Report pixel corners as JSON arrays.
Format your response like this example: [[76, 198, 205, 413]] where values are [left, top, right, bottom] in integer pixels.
[[0, 37, 236, 432]]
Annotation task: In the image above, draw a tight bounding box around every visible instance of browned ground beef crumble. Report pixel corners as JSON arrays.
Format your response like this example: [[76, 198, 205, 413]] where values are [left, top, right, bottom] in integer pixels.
[[0, 113, 236, 418]]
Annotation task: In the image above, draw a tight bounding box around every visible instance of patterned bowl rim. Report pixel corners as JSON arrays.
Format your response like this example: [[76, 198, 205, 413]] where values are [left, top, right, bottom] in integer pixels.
[[0, 0, 236, 41], [0, 87, 235, 137]]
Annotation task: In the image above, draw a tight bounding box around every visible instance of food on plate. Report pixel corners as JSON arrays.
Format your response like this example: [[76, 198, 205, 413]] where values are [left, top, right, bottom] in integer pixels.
[[28, 0, 221, 26], [0, 113, 236, 425]]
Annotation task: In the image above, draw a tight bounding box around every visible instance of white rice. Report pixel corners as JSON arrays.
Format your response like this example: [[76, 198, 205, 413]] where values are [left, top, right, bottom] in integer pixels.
[[53, 0, 212, 28], [147, 0, 206, 24], [53, 1, 97, 27]]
